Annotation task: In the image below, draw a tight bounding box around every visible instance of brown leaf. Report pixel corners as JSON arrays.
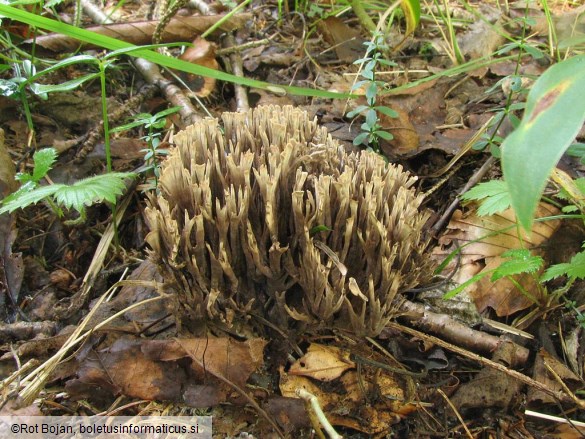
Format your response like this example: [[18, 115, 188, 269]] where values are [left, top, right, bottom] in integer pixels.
[[450, 341, 524, 411], [289, 344, 354, 382], [527, 348, 583, 406], [433, 204, 561, 316], [378, 106, 420, 155], [177, 38, 219, 98], [472, 256, 543, 316], [142, 338, 266, 388], [263, 397, 311, 433], [66, 337, 186, 402], [31, 14, 251, 51], [435, 204, 560, 265], [0, 128, 18, 197], [317, 17, 365, 63], [0, 130, 23, 317]]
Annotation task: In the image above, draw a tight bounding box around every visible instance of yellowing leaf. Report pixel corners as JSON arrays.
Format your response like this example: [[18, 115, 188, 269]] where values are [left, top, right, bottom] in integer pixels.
[[401, 0, 421, 37]]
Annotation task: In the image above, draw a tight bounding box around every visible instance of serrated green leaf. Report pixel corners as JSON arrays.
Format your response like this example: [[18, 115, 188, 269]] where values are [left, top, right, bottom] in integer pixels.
[[501, 248, 531, 259], [53, 172, 135, 212], [31, 148, 57, 182], [541, 263, 572, 281], [542, 251, 585, 282], [461, 180, 512, 216], [491, 250, 543, 281], [461, 180, 507, 201], [0, 184, 61, 214]]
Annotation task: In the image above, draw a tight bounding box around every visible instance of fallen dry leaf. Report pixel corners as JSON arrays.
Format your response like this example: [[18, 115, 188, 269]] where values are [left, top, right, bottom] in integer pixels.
[[450, 341, 524, 411], [527, 348, 583, 406], [317, 16, 365, 63], [433, 203, 561, 316], [280, 346, 416, 435], [177, 37, 219, 98], [289, 344, 354, 382], [0, 129, 23, 318], [65, 336, 267, 407]]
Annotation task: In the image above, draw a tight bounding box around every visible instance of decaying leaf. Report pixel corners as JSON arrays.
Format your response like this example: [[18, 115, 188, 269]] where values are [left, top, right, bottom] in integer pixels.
[[177, 37, 219, 98], [450, 341, 524, 411], [317, 17, 365, 63], [145, 105, 432, 337], [289, 344, 354, 381], [527, 348, 583, 406], [65, 336, 267, 407], [279, 356, 415, 435], [433, 203, 560, 316]]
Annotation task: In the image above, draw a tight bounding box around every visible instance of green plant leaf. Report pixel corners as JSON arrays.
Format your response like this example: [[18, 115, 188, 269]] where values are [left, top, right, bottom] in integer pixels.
[[353, 132, 369, 146], [0, 5, 352, 100], [365, 108, 377, 128], [0, 79, 21, 98], [375, 106, 398, 118], [29, 72, 101, 95], [346, 105, 369, 118], [0, 184, 61, 214], [491, 248, 543, 281], [400, 0, 421, 37], [542, 251, 585, 281], [0, 172, 135, 215], [53, 172, 135, 212], [374, 130, 393, 140], [31, 148, 58, 183], [461, 180, 512, 216], [501, 54, 585, 231]]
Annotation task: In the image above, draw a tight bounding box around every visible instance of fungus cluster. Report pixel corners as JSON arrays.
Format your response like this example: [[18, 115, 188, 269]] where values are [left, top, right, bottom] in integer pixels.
[[145, 106, 430, 337]]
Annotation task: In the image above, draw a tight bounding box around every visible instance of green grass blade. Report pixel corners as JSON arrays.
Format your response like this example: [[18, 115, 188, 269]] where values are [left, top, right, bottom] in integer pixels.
[[0, 5, 352, 99]]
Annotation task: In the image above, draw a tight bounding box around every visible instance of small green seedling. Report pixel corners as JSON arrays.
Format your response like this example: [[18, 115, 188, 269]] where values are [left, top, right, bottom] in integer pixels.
[[112, 106, 180, 190], [0, 148, 135, 224], [346, 32, 398, 153]]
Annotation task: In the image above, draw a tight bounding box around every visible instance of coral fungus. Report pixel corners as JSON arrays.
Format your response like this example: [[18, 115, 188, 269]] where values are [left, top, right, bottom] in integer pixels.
[[145, 106, 430, 336]]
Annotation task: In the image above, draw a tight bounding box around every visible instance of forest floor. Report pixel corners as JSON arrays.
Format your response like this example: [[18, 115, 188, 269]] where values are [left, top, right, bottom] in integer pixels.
[[1, 0, 585, 437]]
